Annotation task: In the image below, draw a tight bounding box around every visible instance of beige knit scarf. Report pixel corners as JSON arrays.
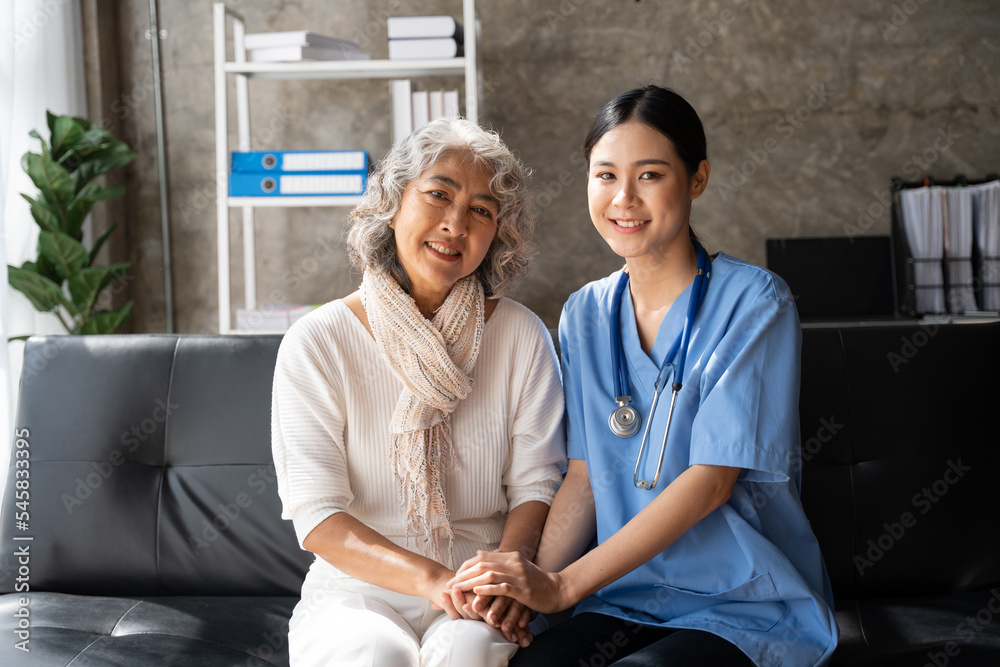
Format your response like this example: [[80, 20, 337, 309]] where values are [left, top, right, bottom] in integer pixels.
[[360, 268, 484, 565]]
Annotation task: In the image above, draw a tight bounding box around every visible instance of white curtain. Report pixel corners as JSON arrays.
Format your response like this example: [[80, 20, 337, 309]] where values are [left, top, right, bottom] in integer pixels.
[[1, 0, 87, 499]]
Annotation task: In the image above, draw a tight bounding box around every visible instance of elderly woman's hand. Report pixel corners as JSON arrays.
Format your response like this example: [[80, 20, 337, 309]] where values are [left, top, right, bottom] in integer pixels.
[[425, 568, 479, 621]]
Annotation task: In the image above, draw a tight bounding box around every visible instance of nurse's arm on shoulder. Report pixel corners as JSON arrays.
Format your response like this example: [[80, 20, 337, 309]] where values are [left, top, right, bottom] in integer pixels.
[[450, 461, 740, 614]]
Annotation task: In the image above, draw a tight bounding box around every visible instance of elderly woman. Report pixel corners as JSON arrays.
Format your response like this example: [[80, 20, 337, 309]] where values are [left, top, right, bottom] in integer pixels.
[[271, 117, 566, 667]]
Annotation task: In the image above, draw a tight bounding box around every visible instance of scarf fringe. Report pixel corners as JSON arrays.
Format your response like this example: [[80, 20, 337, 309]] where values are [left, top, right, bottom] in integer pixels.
[[362, 269, 484, 565]]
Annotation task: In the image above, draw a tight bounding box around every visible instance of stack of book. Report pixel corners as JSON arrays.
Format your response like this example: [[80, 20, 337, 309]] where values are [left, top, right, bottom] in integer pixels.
[[390, 81, 461, 142], [229, 150, 369, 197], [386, 15, 463, 59], [244, 30, 369, 62], [236, 304, 318, 332]]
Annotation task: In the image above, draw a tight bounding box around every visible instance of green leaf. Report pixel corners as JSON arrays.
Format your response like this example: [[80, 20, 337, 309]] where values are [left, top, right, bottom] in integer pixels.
[[38, 231, 88, 281], [72, 143, 136, 187], [7, 335, 32, 342], [46, 110, 58, 136], [70, 115, 96, 131], [78, 301, 132, 335], [7, 265, 75, 315], [34, 254, 63, 285], [89, 183, 126, 201], [21, 152, 73, 220], [74, 127, 113, 155], [51, 116, 85, 161], [89, 222, 119, 263], [68, 262, 130, 316], [29, 129, 51, 158], [63, 182, 125, 239], [71, 182, 125, 207], [20, 193, 61, 234]]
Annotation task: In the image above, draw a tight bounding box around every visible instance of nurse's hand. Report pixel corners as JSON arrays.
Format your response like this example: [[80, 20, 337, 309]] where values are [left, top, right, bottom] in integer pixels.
[[463, 593, 533, 647], [449, 550, 569, 615], [493, 598, 533, 647]]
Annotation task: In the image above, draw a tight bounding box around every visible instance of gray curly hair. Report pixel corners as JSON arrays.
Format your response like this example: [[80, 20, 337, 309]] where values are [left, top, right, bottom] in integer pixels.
[[347, 117, 535, 297]]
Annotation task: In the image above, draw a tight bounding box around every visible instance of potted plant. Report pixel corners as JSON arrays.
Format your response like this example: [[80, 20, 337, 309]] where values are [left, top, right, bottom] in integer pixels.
[[7, 111, 136, 338]]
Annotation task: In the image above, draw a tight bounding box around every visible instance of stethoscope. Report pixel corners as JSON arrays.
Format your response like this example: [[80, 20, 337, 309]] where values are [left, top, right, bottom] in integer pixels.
[[608, 239, 711, 490]]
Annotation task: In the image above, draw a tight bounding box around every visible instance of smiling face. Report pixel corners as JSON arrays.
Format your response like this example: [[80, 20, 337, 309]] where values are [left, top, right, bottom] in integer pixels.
[[389, 150, 499, 313], [587, 120, 709, 268]]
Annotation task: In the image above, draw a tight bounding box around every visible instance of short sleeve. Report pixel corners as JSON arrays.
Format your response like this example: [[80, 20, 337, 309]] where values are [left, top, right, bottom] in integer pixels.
[[504, 317, 567, 510], [559, 298, 588, 463], [689, 292, 801, 484], [271, 317, 353, 547]]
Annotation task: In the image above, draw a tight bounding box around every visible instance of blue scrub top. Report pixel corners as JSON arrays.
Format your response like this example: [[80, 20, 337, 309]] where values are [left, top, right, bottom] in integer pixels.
[[559, 253, 838, 666]]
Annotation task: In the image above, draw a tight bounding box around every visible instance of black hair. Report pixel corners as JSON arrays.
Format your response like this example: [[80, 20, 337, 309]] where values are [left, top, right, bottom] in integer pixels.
[[583, 86, 707, 177]]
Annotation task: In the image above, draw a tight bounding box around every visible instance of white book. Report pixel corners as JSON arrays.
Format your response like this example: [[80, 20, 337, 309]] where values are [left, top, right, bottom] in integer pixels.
[[443, 90, 460, 118], [429, 91, 444, 121], [388, 37, 461, 60], [245, 30, 362, 50], [412, 90, 430, 130], [387, 15, 461, 39], [248, 45, 370, 62], [236, 305, 317, 331], [390, 79, 413, 144]]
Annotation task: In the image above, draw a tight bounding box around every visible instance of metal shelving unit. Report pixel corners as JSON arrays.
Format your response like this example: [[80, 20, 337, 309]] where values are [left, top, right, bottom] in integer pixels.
[[213, 1, 478, 333]]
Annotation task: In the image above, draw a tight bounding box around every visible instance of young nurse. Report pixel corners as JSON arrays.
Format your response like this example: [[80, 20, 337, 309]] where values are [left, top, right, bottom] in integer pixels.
[[450, 86, 838, 665]]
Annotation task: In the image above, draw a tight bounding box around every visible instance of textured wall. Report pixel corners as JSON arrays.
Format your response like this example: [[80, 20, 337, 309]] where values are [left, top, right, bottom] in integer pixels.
[[110, 0, 1000, 332]]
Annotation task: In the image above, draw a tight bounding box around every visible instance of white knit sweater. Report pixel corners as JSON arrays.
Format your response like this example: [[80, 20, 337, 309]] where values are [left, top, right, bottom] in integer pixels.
[[271, 297, 567, 571]]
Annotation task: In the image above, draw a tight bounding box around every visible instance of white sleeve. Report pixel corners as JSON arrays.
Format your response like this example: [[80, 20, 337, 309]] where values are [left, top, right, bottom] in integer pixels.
[[504, 315, 567, 510], [271, 316, 353, 548]]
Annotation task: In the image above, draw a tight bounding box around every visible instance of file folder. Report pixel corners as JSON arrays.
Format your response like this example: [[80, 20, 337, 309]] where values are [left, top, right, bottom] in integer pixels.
[[229, 171, 366, 196], [891, 175, 1000, 315], [231, 150, 368, 173], [971, 180, 1000, 310]]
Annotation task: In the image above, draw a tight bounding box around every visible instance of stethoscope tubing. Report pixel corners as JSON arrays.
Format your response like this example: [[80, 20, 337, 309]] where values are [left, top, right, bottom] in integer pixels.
[[633, 377, 679, 490], [610, 239, 711, 490]]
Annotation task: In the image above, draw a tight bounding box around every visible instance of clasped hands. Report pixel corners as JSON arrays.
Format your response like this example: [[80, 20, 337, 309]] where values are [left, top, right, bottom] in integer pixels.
[[432, 550, 566, 648]]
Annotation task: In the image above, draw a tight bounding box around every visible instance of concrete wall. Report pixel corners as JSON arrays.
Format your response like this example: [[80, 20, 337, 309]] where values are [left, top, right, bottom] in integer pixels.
[[103, 0, 1000, 331]]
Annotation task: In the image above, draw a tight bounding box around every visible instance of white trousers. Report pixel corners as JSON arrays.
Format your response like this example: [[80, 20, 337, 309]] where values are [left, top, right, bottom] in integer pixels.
[[288, 575, 518, 667]]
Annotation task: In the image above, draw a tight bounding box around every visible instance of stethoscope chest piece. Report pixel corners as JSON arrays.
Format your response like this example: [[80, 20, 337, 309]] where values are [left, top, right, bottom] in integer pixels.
[[609, 398, 640, 438], [607, 239, 712, 490]]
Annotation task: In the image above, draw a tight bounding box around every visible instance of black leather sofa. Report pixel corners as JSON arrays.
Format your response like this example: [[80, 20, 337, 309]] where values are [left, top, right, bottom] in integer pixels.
[[797, 320, 1000, 666], [1, 322, 998, 666], [0, 335, 307, 666]]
